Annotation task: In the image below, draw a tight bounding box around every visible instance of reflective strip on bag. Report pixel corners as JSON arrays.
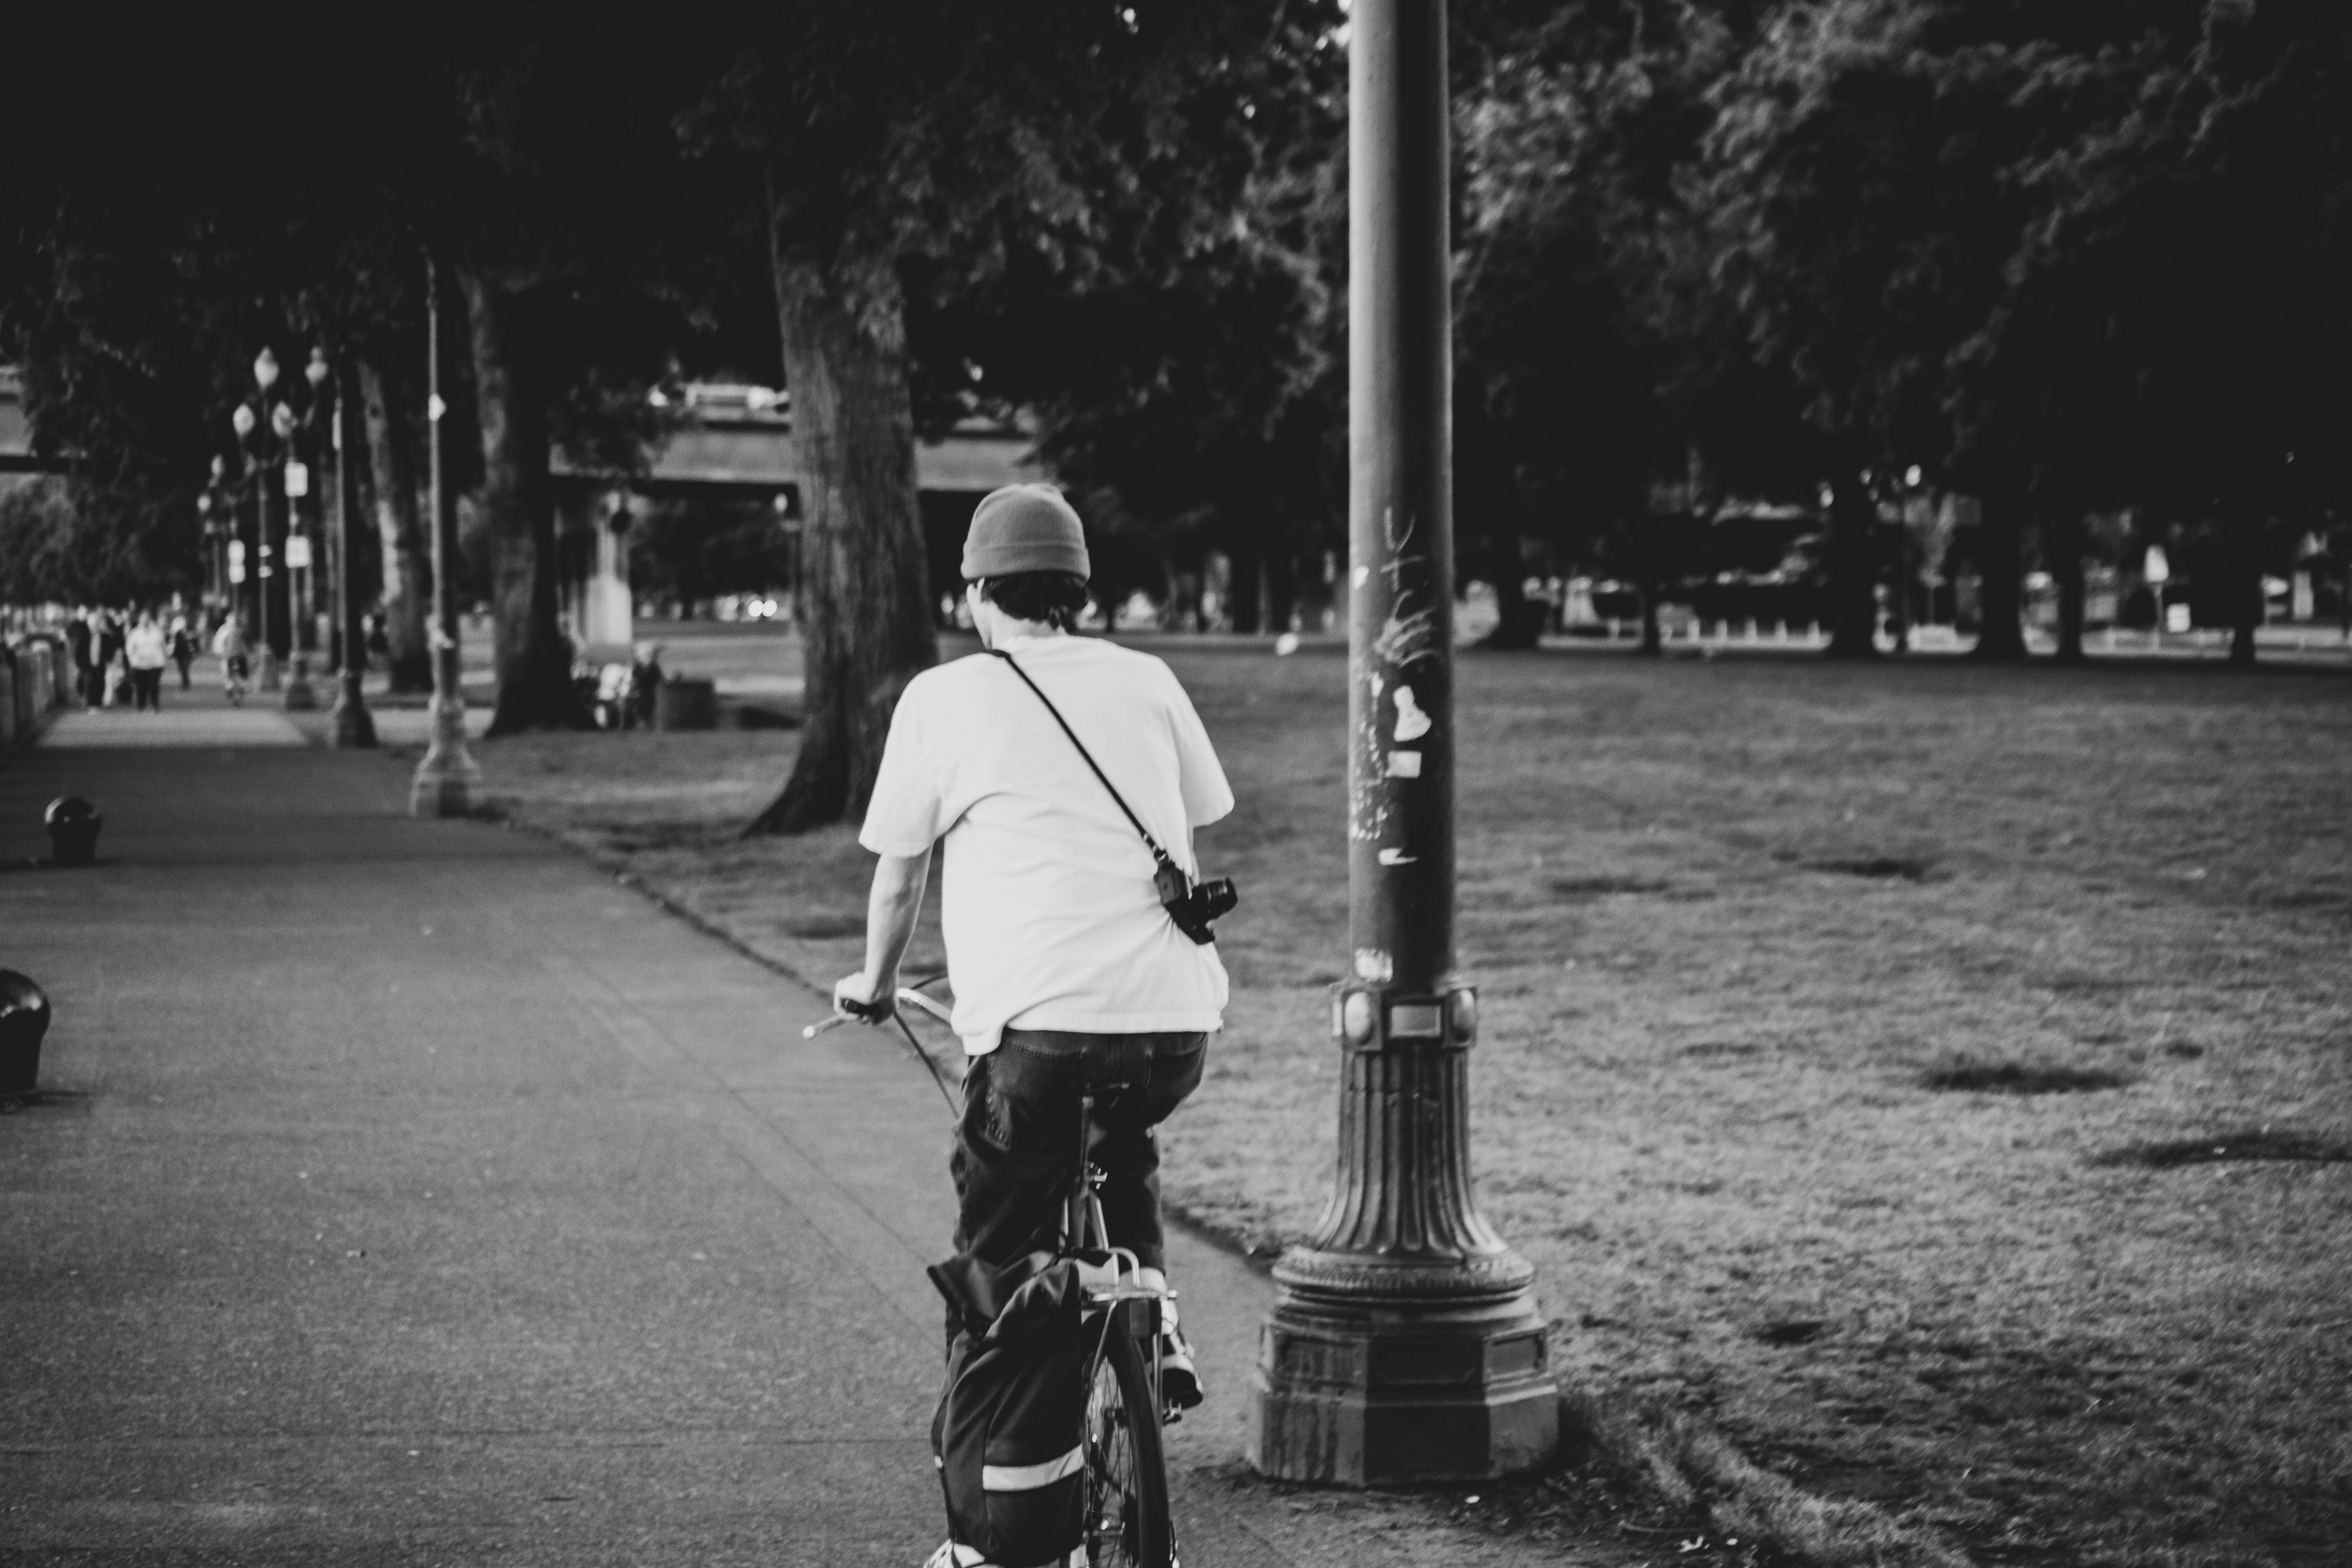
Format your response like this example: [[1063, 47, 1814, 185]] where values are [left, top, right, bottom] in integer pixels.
[[981, 1445, 1084, 1492]]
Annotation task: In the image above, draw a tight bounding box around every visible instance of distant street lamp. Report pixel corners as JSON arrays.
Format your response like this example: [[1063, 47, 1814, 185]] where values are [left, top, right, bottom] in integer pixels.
[[271, 395, 317, 711], [298, 347, 331, 651], [311, 345, 375, 749], [198, 454, 233, 626], [226, 397, 281, 691], [410, 253, 480, 815]]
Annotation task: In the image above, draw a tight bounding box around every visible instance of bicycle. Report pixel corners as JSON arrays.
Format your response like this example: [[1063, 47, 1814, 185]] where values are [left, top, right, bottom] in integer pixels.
[[808, 986, 1178, 1568]]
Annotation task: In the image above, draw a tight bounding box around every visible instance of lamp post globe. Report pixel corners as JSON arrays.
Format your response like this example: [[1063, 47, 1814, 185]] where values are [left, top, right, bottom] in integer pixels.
[[231, 403, 256, 439], [305, 346, 329, 392], [253, 347, 279, 393], [271, 402, 295, 440]]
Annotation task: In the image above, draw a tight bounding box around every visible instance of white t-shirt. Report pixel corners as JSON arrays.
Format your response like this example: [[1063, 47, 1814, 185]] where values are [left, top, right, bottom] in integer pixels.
[[859, 634, 1235, 1054], [125, 625, 169, 670]]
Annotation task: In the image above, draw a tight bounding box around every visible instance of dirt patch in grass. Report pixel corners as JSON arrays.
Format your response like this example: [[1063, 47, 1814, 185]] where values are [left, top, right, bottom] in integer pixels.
[[463, 640, 2352, 1567]]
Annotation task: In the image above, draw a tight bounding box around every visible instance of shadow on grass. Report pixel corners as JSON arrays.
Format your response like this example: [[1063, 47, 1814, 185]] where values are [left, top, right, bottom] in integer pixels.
[[1922, 1062, 2134, 1095], [2090, 1126, 2352, 1168], [1807, 855, 1941, 882]]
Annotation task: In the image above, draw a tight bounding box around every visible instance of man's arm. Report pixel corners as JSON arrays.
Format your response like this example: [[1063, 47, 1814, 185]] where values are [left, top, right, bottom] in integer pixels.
[[833, 849, 932, 1017]]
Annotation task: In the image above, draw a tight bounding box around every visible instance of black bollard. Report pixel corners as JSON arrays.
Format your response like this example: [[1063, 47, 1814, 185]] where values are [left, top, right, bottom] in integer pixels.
[[43, 796, 101, 868], [0, 969, 51, 1101]]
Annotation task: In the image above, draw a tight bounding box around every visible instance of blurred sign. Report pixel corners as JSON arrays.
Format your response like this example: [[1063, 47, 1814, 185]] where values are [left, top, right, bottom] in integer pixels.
[[2165, 602, 2191, 634], [227, 540, 246, 584], [283, 461, 309, 498], [2143, 545, 2170, 585], [285, 535, 313, 570]]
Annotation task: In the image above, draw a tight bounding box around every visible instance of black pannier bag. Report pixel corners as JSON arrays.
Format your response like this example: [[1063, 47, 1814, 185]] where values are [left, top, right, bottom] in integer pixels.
[[928, 1249, 1095, 1568]]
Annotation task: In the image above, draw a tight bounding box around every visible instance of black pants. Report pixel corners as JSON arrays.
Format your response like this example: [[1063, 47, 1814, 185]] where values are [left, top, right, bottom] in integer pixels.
[[949, 1028, 1205, 1322], [131, 668, 163, 710]]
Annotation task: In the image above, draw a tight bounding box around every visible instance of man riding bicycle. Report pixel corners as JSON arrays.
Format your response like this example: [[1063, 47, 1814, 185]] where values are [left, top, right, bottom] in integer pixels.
[[834, 484, 1233, 1452]]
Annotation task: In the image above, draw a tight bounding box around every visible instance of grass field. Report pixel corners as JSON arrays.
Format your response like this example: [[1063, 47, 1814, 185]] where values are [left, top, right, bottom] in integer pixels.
[[441, 640, 2352, 1567]]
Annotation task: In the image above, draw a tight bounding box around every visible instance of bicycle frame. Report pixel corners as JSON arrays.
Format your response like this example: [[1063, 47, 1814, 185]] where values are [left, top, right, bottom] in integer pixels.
[[1066, 1090, 1167, 1395], [806, 990, 1176, 1565]]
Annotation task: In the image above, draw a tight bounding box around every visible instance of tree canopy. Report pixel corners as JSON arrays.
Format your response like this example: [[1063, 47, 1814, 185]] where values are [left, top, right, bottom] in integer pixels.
[[4, 0, 2346, 697]]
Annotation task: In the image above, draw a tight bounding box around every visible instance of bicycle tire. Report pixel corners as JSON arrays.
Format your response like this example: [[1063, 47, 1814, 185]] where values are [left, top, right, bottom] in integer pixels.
[[1082, 1320, 1174, 1568]]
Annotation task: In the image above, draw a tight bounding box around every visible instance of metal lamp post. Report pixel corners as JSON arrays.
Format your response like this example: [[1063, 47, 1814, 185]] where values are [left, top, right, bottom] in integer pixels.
[[247, 349, 287, 692], [207, 455, 232, 627], [298, 347, 331, 648], [318, 347, 376, 749], [410, 253, 480, 815], [197, 456, 231, 630], [1249, 0, 1557, 1486], [228, 398, 274, 687], [272, 396, 318, 710]]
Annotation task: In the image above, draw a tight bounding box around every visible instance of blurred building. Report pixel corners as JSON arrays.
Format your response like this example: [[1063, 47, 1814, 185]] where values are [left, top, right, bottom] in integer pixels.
[[553, 382, 1046, 659]]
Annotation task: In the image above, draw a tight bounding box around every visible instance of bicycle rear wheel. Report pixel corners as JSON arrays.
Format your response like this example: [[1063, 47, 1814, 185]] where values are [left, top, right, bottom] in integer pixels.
[[1082, 1321, 1173, 1567]]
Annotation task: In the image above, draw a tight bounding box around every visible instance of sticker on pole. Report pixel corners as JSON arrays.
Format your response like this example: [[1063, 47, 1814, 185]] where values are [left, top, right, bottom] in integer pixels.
[[282, 461, 309, 498], [285, 535, 312, 570]]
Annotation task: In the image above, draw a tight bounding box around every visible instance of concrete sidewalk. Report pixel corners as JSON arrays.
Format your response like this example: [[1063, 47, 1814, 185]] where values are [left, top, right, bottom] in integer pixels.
[[0, 710, 1606, 1567]]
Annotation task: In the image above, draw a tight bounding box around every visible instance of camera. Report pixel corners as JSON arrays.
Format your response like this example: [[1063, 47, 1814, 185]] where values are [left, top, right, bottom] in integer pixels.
[[1154, 860, 1240, 946]]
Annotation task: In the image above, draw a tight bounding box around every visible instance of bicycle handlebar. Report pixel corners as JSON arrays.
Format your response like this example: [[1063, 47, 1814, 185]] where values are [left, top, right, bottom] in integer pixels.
[[801, 986, 954, 1040]]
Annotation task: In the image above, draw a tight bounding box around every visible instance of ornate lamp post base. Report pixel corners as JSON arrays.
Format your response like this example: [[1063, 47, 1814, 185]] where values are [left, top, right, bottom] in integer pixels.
[[257, 648, 283, 693], [280, 654, 318, 711], [1251, 985, 1557, 1484], [330, 678, 376, 749], [1253, 1275, 1557, 1484], [409, 699, 480, 817]]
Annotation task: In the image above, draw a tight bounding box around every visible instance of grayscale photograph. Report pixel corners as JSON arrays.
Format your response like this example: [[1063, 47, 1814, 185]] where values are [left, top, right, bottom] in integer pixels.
[[2, 3, 2345, 1566]]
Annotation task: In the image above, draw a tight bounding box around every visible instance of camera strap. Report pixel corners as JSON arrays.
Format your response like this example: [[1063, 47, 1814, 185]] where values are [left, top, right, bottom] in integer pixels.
[[987, 649, 1173, 869]]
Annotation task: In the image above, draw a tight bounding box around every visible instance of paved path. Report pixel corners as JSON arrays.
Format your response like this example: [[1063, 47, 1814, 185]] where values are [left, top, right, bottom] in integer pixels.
[[1, 701, 1607, 1567]]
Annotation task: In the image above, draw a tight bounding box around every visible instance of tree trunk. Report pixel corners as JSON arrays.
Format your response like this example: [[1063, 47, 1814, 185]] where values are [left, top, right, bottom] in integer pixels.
[[358, 356, 433, 693], [2228, 513, 2261, 666], [1484, 535, 1544, 650], [458, 267, 579, 734], [1825, 466, 1880, 659], [1638, 576, 1663, 655], [1267, 549, 1301, 636], [1969, 483, 2029, 661], [2051, 507, 2086, 664], [1226, 535, 1264, 633], [745, 241, 936, 835]]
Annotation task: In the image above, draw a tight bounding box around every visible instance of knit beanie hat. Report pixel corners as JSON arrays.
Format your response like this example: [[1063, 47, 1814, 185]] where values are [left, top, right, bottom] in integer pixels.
[[961, 484, 1091, 581]]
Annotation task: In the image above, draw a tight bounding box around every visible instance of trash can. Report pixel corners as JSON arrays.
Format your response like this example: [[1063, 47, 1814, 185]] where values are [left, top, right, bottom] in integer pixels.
[[0, 969, 49, 1098], [655, 677, 718, 732], [44, 796, 102, 868]]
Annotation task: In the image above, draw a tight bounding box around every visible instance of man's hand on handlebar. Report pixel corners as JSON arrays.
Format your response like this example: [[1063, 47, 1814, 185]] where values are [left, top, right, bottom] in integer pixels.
[[832, 970, 897, 1024], [803, 980, 956, 1040]]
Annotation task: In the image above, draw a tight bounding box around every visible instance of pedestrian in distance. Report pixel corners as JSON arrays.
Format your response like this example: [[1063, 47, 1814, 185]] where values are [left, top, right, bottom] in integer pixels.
[[95, 610, 125, 708], [628, 641, 665, 729], [831, 485, 1235, 1567], [168, 616, 197, 689], [125, 612, 168, 711], [63, 610, 93, 709], [211, 615, 250, 708]]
